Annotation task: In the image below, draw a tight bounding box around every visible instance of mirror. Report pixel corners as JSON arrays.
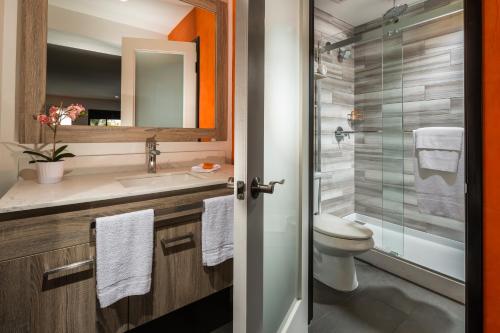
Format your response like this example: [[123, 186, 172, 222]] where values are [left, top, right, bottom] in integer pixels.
[[45, 0, 216, 129]]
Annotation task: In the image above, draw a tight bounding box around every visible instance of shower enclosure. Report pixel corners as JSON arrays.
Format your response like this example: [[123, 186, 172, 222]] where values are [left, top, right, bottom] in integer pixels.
[[314, 0, 465, 298]]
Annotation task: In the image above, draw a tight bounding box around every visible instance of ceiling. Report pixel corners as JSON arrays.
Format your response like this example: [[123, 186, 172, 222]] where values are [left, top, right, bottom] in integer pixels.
[[315, 0, 413, 27], [48, 0, 193, 35]]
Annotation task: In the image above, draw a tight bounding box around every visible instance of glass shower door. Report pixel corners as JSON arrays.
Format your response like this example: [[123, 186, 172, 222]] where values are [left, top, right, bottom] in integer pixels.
[[381, 21, 405, 256]]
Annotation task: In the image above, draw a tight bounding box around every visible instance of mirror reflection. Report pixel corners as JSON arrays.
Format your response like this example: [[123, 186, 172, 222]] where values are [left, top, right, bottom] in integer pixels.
[[45, 0, 216, 129]]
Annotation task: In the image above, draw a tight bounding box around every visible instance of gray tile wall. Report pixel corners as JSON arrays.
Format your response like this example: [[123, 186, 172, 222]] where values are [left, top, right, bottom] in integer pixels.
[[314, 8, 356, 218]]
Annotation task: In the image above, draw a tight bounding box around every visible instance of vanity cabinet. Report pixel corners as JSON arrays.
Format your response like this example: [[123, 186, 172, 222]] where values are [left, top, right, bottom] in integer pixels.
[[0, 185, 233, 332]]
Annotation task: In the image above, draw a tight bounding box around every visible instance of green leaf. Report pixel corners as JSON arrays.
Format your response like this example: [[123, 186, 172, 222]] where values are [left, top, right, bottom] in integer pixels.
[[53, 153, 75, 161], [23, 151, 52, 161], [53, 145, 68, 157]]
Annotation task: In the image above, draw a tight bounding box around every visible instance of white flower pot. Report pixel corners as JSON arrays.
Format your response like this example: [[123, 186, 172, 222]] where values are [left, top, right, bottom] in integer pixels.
[[36, 161, 65, 184]]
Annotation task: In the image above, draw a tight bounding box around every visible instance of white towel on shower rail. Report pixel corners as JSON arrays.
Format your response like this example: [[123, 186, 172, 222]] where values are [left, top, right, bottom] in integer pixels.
[[413, 127, 465, 221], [415, 127, 464, 173]]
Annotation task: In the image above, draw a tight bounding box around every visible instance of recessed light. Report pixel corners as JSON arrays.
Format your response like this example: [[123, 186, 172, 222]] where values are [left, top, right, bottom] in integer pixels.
[[120, 0, 128, 2]]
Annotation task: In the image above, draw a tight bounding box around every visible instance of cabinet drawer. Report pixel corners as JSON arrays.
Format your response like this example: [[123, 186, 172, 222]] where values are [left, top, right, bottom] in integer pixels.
[[129, 217, 233, 328], [0, 243, 129, 333]]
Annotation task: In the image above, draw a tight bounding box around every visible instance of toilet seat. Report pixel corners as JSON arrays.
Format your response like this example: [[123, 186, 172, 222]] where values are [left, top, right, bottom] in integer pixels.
[[314, 214, 373, 240]]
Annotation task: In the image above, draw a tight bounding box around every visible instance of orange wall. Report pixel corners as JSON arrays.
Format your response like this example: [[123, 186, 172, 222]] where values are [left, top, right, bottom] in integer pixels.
[[484, 0, 500, 332], [169, 8, 216, 129]]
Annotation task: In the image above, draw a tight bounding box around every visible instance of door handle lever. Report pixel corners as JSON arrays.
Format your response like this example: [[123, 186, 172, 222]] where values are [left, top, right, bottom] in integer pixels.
[[251, 177, 285, 198]]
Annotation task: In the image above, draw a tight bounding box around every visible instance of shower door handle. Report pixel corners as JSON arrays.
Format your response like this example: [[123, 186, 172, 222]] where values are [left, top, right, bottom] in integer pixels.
[[250, 177, 285, 199]]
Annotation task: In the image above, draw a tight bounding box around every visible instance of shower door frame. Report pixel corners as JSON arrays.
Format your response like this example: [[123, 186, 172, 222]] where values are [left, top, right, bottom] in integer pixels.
[[307, 1, 484, 332]]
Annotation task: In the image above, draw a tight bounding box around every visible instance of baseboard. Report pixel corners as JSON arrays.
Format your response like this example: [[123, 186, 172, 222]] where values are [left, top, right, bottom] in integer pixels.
[[357, 249, 465, 304]]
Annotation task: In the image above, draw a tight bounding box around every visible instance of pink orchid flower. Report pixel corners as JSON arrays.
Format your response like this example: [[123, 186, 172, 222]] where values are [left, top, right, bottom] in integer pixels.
[[48, 105, 59, 116], [37, 114, 50, 124]]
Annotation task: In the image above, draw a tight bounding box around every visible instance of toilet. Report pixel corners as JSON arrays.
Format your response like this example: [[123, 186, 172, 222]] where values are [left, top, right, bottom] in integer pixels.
[[313, 213, 374, 292]]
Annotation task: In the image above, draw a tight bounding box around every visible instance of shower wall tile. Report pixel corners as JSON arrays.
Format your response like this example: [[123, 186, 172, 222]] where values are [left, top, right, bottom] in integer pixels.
[[354, 10, 465, 242], [314, 8, 356, 217]]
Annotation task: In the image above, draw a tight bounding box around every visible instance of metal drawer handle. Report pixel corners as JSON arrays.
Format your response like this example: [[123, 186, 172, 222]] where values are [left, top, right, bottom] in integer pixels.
[[43, 259, 94, 279], [161, 233, 194, 249]]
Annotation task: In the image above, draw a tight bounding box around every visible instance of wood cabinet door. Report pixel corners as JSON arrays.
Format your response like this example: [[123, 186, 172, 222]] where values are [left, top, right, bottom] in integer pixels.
[[129, 217, 233, 328], [0, 244, 95, 333], [0, 243, 128, 333]]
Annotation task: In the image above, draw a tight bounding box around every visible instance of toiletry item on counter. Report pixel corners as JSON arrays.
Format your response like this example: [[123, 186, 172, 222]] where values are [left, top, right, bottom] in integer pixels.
[[191, 163, 221, 173], [96, 209, 154, 308], [202, 195, 234, 266], [413, 127, 465, 221]]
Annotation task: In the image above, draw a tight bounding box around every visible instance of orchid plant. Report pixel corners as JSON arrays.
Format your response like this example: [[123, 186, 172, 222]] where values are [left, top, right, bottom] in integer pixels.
[[23, 104, 86, 163]]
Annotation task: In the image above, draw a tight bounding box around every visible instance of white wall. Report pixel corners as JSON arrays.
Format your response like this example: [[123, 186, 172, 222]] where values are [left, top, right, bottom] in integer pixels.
[[0, 0, 234, 196]]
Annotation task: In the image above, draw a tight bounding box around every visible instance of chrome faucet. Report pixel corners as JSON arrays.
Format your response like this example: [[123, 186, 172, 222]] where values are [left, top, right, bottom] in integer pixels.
[[146, 135, 161, 173]]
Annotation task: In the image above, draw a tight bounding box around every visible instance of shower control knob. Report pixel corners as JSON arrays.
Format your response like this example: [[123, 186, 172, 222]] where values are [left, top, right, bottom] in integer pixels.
[[250, 177, 285, 199]]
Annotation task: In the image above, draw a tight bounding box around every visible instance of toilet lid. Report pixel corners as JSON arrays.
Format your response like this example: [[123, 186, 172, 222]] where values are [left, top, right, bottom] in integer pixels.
[[314, 214, 373, 240]]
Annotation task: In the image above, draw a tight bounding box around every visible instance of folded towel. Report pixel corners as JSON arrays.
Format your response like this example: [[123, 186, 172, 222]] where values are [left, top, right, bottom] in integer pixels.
[[202, 195, 234, 266], [418, 150, 461, 173], [414, 127, 464, 173], [96, 209, 154, 308], [192, 164, 221, 173], [415, 127, 464, 151], [413, 128, 465, 221]]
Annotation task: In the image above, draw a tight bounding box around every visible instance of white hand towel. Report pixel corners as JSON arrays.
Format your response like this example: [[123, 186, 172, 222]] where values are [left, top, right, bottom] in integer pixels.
[[202, 195, 234, 266], [413, 128, 465, 221], [414, 127, 464, 173], [96, 209, 154, 308]]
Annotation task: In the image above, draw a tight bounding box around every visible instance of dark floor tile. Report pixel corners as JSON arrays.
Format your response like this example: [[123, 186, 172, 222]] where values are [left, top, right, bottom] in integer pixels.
[[357, 285, 418, 315], [356, 260, 464, 318], [395, 306, 465, 333], [400, 302, 465, 333], [310, 295, 408, 333], [311, 260, 465, 333]]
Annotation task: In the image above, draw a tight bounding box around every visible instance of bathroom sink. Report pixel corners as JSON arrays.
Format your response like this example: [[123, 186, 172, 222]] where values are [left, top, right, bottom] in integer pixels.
[[117, 172, 205, 189]]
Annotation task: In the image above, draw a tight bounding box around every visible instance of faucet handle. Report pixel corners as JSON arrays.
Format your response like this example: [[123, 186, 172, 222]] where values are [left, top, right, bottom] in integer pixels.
[[146, 135, 159, 150]]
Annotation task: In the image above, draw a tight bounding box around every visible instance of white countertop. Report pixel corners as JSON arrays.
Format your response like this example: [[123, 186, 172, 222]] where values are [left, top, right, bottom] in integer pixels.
[[0, 164, 234, 213]]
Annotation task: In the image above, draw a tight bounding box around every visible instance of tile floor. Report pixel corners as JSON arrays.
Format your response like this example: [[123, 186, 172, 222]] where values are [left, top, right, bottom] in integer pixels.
[[310, 260, 465, 333]]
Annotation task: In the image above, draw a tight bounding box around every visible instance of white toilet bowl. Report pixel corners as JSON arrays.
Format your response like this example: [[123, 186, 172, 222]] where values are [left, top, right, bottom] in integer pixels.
[[313, 214, 374, 292]]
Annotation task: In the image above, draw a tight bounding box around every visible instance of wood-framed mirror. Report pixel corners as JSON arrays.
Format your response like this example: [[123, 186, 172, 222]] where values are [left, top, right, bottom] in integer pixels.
[[16, 0, 228, 143]]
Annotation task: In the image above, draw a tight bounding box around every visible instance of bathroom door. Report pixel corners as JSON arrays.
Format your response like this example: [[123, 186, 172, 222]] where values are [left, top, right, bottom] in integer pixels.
[[121, 38, 197, 128], [233, 0, 309, 332]]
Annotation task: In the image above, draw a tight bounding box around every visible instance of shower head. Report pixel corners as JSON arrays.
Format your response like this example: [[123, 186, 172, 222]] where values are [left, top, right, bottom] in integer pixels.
[[383, 2, 408, 23]]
